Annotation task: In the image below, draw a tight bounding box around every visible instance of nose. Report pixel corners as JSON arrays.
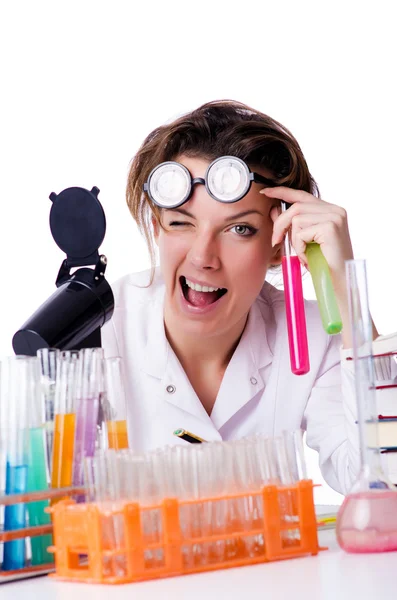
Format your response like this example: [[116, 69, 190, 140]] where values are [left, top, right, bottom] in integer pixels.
[[187, 230, 221, 271]]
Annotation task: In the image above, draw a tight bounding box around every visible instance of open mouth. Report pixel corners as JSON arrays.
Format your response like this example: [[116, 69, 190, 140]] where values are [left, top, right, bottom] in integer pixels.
[[180, 276, 228, 308]]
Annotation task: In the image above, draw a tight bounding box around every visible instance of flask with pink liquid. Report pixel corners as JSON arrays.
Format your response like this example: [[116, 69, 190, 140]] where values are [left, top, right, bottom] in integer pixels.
[[336, 259, 397, 553]]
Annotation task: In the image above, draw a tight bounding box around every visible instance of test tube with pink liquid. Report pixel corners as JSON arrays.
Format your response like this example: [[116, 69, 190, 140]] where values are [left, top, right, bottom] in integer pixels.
[[280, 201, 310, 375]]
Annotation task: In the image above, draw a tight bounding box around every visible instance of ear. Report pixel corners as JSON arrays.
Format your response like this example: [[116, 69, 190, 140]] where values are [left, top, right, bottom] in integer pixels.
[[270, 243, 283, 267], [152, 215, 160, 244]]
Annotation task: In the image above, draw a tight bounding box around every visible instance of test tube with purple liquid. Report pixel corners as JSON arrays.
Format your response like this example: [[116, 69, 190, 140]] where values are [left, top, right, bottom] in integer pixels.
[[72, 349, 102, 490]]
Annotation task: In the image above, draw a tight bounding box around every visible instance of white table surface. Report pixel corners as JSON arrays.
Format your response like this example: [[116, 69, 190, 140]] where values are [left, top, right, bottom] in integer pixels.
[[1, 530, 396, 600]]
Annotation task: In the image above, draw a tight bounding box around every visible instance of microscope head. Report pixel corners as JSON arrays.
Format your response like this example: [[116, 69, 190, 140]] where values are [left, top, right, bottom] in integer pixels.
[[12, 186, 114, 355]]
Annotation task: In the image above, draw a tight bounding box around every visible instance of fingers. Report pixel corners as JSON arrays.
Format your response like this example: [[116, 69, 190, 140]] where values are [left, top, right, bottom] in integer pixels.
[[290, 225, 318, 265], [260, 186, 314, 204], [264, 187, 350, 273], [271, 201, 347, 246], [291, 222, 340, 265], [290, 212, 345, 232], [272, 204, 329, 245]]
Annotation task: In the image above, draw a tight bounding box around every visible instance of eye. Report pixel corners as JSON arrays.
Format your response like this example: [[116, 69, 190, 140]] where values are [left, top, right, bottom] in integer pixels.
[[168, 221, 192, 227], [230, 224, 258, 237]]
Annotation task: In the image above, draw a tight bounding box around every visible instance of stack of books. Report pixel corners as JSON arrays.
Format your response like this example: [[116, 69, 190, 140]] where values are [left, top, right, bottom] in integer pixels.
[[315, 504, 339, 529], [371, 338, 397, 484]]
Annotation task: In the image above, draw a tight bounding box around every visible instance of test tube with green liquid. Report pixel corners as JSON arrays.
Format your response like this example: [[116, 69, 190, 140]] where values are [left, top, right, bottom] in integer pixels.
[[305, 242, 342, 334], [26, 356, 53, 566]]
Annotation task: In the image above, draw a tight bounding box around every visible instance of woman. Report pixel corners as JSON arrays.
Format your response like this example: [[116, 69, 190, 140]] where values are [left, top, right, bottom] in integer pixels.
[[102, 99, 391, 494]]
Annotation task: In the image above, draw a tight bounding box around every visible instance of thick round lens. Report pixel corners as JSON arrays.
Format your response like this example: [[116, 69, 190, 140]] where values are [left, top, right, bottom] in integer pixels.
[[149, 163, 190, 208], [207, 157, 249, 202]]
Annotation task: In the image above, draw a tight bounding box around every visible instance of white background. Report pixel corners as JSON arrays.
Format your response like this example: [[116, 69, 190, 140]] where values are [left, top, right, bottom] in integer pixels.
[[1, 0, 396, 504]]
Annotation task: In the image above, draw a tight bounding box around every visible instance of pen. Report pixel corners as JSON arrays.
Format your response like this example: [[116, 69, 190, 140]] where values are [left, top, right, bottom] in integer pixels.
[[173, 429, 207, 444]]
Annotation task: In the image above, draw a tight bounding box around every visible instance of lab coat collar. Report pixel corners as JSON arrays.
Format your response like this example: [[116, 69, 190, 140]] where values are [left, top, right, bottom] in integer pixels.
[[141, 287, 274, 426], [141, 285, 169, 379]]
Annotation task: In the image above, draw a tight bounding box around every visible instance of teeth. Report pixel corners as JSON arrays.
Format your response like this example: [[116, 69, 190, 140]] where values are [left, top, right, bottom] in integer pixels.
[[185, 278, 219, 293]]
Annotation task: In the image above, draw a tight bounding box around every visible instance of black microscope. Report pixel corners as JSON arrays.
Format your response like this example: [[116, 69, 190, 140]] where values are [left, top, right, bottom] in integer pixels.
[[12, 186, 114, 355]]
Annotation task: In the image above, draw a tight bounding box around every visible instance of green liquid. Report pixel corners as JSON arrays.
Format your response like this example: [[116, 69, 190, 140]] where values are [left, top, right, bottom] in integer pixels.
[[305, 243, 343, 335], [27, 427, 53, 565]]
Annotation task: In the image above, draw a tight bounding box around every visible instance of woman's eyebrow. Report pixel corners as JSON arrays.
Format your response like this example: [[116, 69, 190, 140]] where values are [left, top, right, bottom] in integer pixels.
[[166, 208, 196, 218], [224, 209, 264, 221], [166, 208, 265, 221]]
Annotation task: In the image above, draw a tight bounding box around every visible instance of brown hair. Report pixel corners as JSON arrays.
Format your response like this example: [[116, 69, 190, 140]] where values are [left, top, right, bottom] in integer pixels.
[[126, 99, 319, 281]]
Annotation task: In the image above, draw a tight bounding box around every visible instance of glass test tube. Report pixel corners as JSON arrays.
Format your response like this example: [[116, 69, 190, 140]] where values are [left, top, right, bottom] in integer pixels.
[[103, 357, 129, 450], [345, 260, 388, 485], [36, 348, 59, 477], [2, 357, 30, 570], [280, 201, 310, 375], [0, 359, 5, 495], [51, 351, 79, 490], [26, 356, 53, 565], [336, 259, 397, 554], [84, 451, 127, 577], [72, 349, 101, 488], [305, 242, 342, 334]]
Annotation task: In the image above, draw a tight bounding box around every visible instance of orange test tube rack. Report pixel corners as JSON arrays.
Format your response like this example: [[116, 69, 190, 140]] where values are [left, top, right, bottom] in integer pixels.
[[0, 487, 85, 581], [48, 479, 325, 585]]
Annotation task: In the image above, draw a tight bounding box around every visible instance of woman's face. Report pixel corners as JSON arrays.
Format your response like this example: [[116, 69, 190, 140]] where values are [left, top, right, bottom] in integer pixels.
[[154, 155, 281, 339]]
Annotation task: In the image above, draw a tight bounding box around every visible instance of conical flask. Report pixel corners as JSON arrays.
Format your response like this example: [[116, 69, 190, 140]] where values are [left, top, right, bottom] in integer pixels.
[[336, 259, 397, 553]]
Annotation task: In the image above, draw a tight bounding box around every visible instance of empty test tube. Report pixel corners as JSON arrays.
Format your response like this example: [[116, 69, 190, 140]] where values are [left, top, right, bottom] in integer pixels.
[[36, 348, 59, 475], [26, 356, 53, 565]]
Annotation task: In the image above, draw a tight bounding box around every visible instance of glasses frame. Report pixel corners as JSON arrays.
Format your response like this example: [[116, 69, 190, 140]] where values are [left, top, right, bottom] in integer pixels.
[[143, 155, 276, 209]]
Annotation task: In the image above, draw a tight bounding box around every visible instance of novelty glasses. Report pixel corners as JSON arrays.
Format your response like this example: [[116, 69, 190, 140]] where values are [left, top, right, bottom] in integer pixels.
[[143, 156, 275, 208]]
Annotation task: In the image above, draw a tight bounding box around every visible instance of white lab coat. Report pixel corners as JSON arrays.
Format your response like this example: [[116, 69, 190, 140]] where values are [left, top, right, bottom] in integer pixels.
[[101, 268, 390, 495]]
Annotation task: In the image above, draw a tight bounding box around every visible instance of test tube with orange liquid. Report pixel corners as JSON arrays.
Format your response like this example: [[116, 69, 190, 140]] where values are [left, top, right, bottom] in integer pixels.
[[51, 351, 80, 490], [103, 357, 129, 450]]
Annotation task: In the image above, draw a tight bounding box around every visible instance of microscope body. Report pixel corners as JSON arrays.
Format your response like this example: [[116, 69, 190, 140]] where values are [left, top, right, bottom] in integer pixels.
[[12, 186, 114, 356]]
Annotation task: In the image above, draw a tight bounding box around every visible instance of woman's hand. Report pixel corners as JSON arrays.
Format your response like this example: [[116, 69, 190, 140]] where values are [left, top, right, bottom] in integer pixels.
[[260, 186, 367, 348], [261, 186, 354, 288]]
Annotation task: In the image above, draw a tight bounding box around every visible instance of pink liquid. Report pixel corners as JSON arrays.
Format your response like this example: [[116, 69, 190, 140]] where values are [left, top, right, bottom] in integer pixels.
[[282, 256, 310, 375], [72, 396, 99, 487], [337, 491, 397, 553]]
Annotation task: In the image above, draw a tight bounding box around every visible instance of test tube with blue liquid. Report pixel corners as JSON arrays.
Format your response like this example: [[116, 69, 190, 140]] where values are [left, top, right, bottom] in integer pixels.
[[2, 356, 30, 571]]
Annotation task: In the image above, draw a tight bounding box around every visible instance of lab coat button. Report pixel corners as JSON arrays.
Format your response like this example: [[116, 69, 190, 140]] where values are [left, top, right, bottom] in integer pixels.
[[250, 377, 258, 385], [166, 384, 176, 394]]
